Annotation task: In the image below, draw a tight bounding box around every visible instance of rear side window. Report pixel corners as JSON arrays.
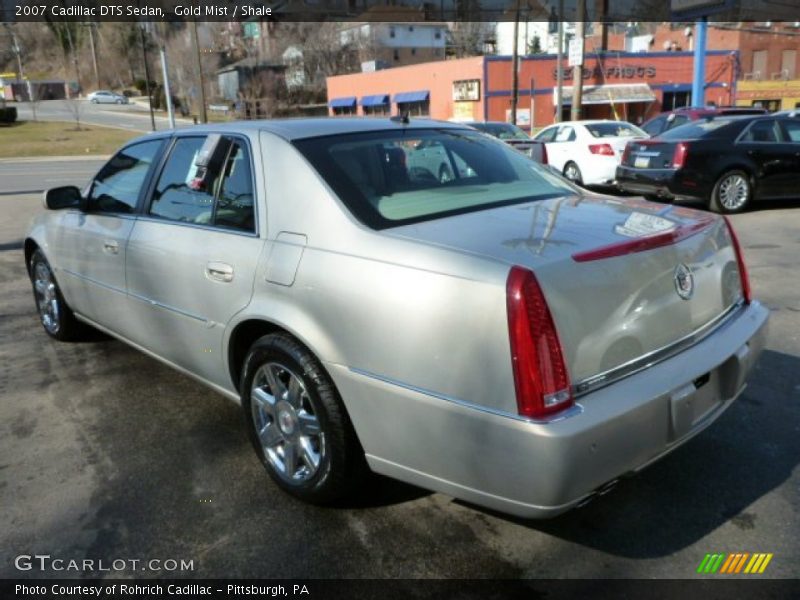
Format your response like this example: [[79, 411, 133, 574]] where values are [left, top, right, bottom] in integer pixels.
[[740, 120, 781, 143], [87, 139, 163, 214], [149, 136, 255, 233]]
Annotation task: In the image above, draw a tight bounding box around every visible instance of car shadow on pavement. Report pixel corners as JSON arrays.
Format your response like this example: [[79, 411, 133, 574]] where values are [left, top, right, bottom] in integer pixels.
[[455, 348, 800, 559]]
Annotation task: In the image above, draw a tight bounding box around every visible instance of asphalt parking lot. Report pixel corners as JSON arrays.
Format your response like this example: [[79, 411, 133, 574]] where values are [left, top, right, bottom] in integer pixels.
[[1, 168, 799, 580]]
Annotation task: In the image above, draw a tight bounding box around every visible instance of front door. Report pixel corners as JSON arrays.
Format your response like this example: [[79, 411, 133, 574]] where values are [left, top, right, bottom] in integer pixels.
[[52, 139, 165, 329], [737, 119, 797, 199], [124, 134, 264, 388]]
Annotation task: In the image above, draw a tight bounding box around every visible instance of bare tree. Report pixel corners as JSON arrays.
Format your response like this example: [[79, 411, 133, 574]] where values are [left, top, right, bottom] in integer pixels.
[[448, 22, 496, 58], [63, 92, 85, 130]]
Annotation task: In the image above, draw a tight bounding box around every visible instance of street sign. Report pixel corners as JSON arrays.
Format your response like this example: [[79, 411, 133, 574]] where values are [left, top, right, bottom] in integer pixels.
[[568, 38, 583, 67]]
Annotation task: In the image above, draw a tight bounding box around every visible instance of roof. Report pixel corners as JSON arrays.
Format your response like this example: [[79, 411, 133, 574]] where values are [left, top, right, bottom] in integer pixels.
[[158, 117, 470, 142]]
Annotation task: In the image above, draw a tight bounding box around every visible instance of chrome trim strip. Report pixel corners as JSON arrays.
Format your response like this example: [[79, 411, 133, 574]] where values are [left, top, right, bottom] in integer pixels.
[[61, 268, 126, 295], [133, 215, 259, 239], [573, 299, 748, 397], [128, 291, 209, 323], [348, 367, 584, 425]]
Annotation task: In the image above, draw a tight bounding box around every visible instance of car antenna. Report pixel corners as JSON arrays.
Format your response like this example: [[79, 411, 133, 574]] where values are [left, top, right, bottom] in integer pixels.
[[391, 112, 410, 125]]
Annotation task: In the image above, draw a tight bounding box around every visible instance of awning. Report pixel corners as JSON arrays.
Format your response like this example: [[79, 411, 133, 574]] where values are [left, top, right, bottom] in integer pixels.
[[558, 84, 656, 105], [394, 90, 429, 104], [329, 96, 357, 108], [361, 94, 390, 107]]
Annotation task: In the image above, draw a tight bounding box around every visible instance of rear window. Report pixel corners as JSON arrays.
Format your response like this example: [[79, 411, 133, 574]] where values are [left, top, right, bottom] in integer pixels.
[[656, 118, 740, 140], [585, 122, 647, 138], [294, 129, 576, 230]]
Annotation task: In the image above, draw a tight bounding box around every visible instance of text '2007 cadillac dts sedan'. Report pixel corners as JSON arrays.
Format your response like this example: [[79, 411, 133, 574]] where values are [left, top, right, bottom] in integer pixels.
[[25, 118, 768, 518]]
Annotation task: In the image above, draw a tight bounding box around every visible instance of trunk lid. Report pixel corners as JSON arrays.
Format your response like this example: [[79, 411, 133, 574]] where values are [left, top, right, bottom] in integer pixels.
[[622, 139, 684, 169], [388, 195, 743, 389]]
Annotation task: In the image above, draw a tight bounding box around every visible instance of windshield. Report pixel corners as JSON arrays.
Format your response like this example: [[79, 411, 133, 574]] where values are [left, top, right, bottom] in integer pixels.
[[585, 122, 647, 138], [294, 128, 576, 230], [473, 122, 530, 140]]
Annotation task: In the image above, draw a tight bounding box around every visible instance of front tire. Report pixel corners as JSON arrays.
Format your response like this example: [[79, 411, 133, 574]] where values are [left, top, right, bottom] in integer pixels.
[[240, 333, 365, 504], [710, 170, 751, 213], [29, 249, 90, 341]]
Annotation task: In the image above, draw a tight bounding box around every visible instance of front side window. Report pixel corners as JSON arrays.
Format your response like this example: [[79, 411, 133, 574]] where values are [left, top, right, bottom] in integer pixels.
[[781, 119, 800, 142], [87, 139, 164, 214], [294, 128, 576, 230], [642, 116, 666, 136], [149, 136, 255, 233]]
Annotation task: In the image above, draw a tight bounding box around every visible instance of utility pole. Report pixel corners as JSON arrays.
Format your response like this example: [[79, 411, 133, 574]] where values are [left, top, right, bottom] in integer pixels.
[[555, 0, 564, 122], [160, 45, 176, 128], [63, 23, 82, 97], [691, 18, 708, 107], [510, 0, 521, 125], [138, 23, 157, 131], [3, 23, 34, 106], [87, 23, 100, 90], [570, 0, 585, 122], [191, 21, 208, 124]]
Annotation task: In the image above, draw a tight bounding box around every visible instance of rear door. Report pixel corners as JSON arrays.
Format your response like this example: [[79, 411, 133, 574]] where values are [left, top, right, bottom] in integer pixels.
[[125, 134, 265, 388], [737, 119, 797, 199]]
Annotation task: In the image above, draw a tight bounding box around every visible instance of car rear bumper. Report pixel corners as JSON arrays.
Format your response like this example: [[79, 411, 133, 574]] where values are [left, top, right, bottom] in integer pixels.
[[329, 301, 768, 519], [616, 166, 711, 201]]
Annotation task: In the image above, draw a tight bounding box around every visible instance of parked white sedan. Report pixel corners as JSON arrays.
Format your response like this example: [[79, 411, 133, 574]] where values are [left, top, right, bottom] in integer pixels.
[[533, 120, 648, 187]]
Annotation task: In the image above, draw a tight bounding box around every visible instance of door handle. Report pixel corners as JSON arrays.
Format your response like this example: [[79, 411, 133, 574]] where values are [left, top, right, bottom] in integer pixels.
[[206, 261, 234, 283], [103, 240, 119, 254]]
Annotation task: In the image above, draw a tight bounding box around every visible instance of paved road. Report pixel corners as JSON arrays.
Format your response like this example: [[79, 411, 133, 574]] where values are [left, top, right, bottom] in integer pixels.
[[13, 99, 193, 133], [0, 158, 106, 195], [1, 181, 798, 580]]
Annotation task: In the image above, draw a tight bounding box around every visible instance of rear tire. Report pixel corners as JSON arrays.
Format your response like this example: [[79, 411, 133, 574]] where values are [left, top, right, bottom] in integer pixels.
[[563, 161, 583, 186], [29, 249, 92, 341], [709, 170, 751, 214], [240, 333, 366, 504]]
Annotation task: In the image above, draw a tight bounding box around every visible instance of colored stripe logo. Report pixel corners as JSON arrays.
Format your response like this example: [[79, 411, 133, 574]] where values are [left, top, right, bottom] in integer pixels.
[[697, 553, 773, 574]]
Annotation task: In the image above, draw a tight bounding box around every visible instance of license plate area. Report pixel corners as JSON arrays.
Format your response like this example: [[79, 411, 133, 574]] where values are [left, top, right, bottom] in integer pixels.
[[668, 370, 721, 441], [634, 156, 650, 169]]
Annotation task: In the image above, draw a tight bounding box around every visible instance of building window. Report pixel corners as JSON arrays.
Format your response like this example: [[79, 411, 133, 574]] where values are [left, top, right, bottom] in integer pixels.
[[751, 49, 768, 80], [363, 104, 389, 116], [393, 49, 399, 61], [752, 99, 781, 112], [332, 105, 357, 116], [397, 100, 429, 117], [781, 49, 796, 79], [662, 91, 690, 111]]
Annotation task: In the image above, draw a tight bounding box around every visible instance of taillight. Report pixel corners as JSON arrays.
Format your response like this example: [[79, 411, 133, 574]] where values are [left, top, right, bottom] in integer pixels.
[[506, 266, 572, 419], [621, 143, 631, 163], [723, 216, 752, 304], [672, 142, 689, 168], [589, 143, 615, 156]]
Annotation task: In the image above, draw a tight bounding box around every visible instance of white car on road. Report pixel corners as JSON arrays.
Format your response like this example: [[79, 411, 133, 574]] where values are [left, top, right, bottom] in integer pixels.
[[533, 120, 648, 187]]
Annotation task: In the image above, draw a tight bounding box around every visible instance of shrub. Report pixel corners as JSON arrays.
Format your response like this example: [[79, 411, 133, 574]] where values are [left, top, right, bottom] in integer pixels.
[[0, 106, 18, 124]]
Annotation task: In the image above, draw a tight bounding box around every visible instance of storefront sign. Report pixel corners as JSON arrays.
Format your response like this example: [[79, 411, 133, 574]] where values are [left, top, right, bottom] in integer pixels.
[[452, 101, 475, 121], [453, 79, 480, 102], [553, 65, 657, 81]]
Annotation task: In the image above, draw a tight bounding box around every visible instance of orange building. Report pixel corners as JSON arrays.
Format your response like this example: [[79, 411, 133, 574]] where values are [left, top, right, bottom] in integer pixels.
[[327, 50, 738, 129]]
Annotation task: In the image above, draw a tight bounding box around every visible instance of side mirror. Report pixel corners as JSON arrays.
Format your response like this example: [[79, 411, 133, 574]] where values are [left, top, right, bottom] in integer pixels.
[[43, 186, 82, 210]]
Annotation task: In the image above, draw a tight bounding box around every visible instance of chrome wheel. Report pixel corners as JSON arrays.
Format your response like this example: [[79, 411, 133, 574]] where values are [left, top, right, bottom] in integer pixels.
[[250, 362, 324, 484], [33, 261, 60, 335], [564, 162, 582, 184], [718, 173, 749, 211]]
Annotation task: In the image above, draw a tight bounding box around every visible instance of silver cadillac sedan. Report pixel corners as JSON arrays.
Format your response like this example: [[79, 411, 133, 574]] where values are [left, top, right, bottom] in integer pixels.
[[24, 118, 768, 518]]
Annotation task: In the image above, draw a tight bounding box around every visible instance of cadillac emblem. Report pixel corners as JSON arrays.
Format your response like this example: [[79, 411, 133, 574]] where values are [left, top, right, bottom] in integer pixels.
[[674, 263, 694, 300]]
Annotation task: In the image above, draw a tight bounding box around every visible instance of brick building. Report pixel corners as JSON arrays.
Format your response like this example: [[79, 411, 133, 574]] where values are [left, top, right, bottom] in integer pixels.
[[327, 51, 736, 128]]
